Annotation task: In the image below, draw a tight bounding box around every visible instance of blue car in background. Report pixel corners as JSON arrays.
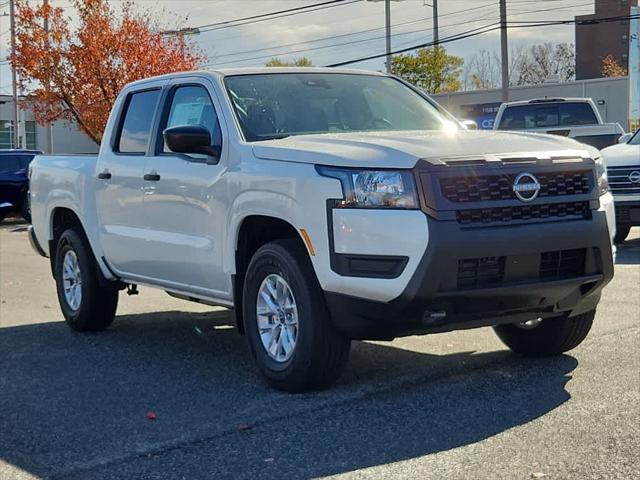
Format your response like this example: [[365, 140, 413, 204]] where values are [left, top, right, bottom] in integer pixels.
[[0, 149, 42, 223]]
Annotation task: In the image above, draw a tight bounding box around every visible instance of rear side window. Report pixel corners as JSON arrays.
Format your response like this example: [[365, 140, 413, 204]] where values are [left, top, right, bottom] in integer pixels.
[[499, 103, 598, 130], [117, 89, 161, 153]]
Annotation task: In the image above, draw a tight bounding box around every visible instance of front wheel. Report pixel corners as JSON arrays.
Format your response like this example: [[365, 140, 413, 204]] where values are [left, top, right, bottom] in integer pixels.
[[54, 227, 119, 331], [243, 239, 350, 392], [493, 310, 595, 357]]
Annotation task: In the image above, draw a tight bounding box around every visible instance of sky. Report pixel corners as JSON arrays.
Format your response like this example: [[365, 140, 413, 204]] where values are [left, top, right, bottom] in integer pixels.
[[0, 0, 598, 93]]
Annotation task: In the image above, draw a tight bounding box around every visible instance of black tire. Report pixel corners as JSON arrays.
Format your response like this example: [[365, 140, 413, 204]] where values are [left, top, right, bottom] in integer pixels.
[[614, 224, 631, 244], [54, 227, 118, 331], [493, 309, 595, 357], [243, 239, 350, 392]]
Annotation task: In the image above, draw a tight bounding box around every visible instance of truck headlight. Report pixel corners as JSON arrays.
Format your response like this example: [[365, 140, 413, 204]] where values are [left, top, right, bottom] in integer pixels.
[[595, 156, 608, 195], [316, 166, 419, 209]]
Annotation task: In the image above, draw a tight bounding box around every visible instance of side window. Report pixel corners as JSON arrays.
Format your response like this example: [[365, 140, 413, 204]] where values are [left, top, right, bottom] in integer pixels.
[[117, 89, 161, 154], [163, 85, 221, 154]]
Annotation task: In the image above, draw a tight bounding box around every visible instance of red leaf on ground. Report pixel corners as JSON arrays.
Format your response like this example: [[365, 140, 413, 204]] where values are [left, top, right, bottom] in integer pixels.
[[146, 411, 157, 421]]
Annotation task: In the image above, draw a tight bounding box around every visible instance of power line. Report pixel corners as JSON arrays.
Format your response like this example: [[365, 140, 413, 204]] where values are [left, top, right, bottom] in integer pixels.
[[202, 0, 593, 68], [195, 0, 361, 34], [204, 11, 504, 67], [185, 0, 347, 31], [326, 13, 640, 67], [204, 2, 501, 66]]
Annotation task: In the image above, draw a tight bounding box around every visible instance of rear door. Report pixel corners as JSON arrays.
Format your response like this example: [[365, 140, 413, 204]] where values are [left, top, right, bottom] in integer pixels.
[[135, 77, 229, 298], [95, 84, 164, 275]]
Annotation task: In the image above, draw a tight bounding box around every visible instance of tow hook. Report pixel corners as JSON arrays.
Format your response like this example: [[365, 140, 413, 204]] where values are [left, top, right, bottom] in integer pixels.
[[127, 284, 139, 296]]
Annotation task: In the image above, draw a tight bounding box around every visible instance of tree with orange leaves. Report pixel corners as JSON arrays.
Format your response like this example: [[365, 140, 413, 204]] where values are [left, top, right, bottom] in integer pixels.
[[11, 0, 204, 144], [601, 54, 627, 78]]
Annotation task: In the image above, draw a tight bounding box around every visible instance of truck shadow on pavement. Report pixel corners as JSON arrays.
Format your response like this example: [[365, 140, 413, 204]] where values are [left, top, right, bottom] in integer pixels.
[[0, 311, 578, 479]]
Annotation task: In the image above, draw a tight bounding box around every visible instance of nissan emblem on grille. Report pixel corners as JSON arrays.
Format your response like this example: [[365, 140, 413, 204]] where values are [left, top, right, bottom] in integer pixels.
[[513, 172, 541, 202], [629, 171, 640, 184]]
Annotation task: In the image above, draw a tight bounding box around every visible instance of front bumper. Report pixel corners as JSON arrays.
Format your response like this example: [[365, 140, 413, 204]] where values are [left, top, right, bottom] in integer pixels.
[[325, 211, 614, 340]]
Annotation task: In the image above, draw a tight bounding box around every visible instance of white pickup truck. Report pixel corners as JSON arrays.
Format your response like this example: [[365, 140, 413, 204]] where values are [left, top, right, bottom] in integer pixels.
[[493, 98, 625, 150], [29, 68, 616, 392]]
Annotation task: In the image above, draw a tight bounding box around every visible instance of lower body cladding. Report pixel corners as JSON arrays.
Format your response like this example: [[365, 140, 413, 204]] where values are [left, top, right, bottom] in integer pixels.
[[324, 211, 614, 340]]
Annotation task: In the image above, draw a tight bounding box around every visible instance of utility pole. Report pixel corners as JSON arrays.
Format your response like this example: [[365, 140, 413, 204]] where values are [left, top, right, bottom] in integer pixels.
[[43, 0, 53, 153], [9, 0, 20, 149], [499, 0, 509, 102], [433, 0, 438, 44], [385, 0, 391, 73]]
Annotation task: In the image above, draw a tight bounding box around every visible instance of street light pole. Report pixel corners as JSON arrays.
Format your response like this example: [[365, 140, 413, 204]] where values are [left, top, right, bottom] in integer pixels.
[[500, 0, 509, 102], [9, 0, 20, 149]]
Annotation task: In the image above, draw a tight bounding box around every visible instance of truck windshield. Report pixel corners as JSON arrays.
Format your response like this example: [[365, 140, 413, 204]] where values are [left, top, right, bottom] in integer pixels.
[[498, 102, 598, 130], [224, 73, 452, 141]]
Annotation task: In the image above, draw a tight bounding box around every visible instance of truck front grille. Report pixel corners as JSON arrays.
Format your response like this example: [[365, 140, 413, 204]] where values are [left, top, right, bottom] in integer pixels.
[[440, 170, 591, 203], [607, 166, 640, 195], [456, 201, 591, 225], [539, 249, 587, 280]]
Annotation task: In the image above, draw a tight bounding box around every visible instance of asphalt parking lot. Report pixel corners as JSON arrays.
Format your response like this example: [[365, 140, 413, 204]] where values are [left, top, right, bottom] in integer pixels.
[[0, 219, 638, 480]]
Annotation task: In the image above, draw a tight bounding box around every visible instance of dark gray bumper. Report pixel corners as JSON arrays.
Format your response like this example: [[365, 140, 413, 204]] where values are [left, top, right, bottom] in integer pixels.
[[325, 211, 614, 340]]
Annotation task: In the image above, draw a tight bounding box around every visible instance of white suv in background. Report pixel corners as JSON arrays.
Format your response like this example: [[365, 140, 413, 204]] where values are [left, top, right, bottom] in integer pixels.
[[602, 129, 640, 243]]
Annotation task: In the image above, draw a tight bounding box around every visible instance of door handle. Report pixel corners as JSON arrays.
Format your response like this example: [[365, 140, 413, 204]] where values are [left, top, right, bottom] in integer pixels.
[[144, 173, 161, 181], [97, 171, 111, 180]]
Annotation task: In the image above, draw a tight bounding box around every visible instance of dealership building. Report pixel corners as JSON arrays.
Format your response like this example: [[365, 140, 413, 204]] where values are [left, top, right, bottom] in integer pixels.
[[0, 94, 98, 154]]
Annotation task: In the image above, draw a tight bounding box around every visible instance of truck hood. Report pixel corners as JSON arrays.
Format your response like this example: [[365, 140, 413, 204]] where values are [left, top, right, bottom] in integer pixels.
[[252, 130, 594, 168], [601, 142, 640, 168]]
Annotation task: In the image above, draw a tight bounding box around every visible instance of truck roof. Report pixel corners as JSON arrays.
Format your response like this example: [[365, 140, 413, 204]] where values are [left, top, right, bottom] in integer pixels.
[[124, 67, 387, 89], [501, 97, 593, 107]]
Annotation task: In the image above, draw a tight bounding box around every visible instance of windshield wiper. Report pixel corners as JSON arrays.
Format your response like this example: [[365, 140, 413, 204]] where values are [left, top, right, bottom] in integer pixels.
[[257, 134, 291, 141]]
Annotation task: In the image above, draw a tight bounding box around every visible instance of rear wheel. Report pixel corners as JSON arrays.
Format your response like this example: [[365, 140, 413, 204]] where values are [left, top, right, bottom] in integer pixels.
[[54, 227, 118, 331], [493, 309, 595, 356], [243, 239, 350, 392], [614, 224, 631, 244]]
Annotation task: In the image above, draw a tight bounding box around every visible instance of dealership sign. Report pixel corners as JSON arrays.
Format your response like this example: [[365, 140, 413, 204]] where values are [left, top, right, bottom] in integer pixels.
[[460, 102, 502, 130]]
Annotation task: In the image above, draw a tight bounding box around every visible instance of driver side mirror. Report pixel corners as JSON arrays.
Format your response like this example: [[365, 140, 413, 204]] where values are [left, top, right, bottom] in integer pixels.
[[163, 125, 221, 164], [460, 119, 478, 130]]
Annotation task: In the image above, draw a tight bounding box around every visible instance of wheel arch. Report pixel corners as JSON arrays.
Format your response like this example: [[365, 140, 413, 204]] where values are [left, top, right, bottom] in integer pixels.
[[48, 206, 114, 286], [232, 214, 311, 334]]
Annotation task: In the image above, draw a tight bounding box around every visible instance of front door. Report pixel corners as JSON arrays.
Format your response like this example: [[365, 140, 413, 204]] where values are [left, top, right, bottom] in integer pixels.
[[138, 79, 229, 298], [95, 87, 163, 275]]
